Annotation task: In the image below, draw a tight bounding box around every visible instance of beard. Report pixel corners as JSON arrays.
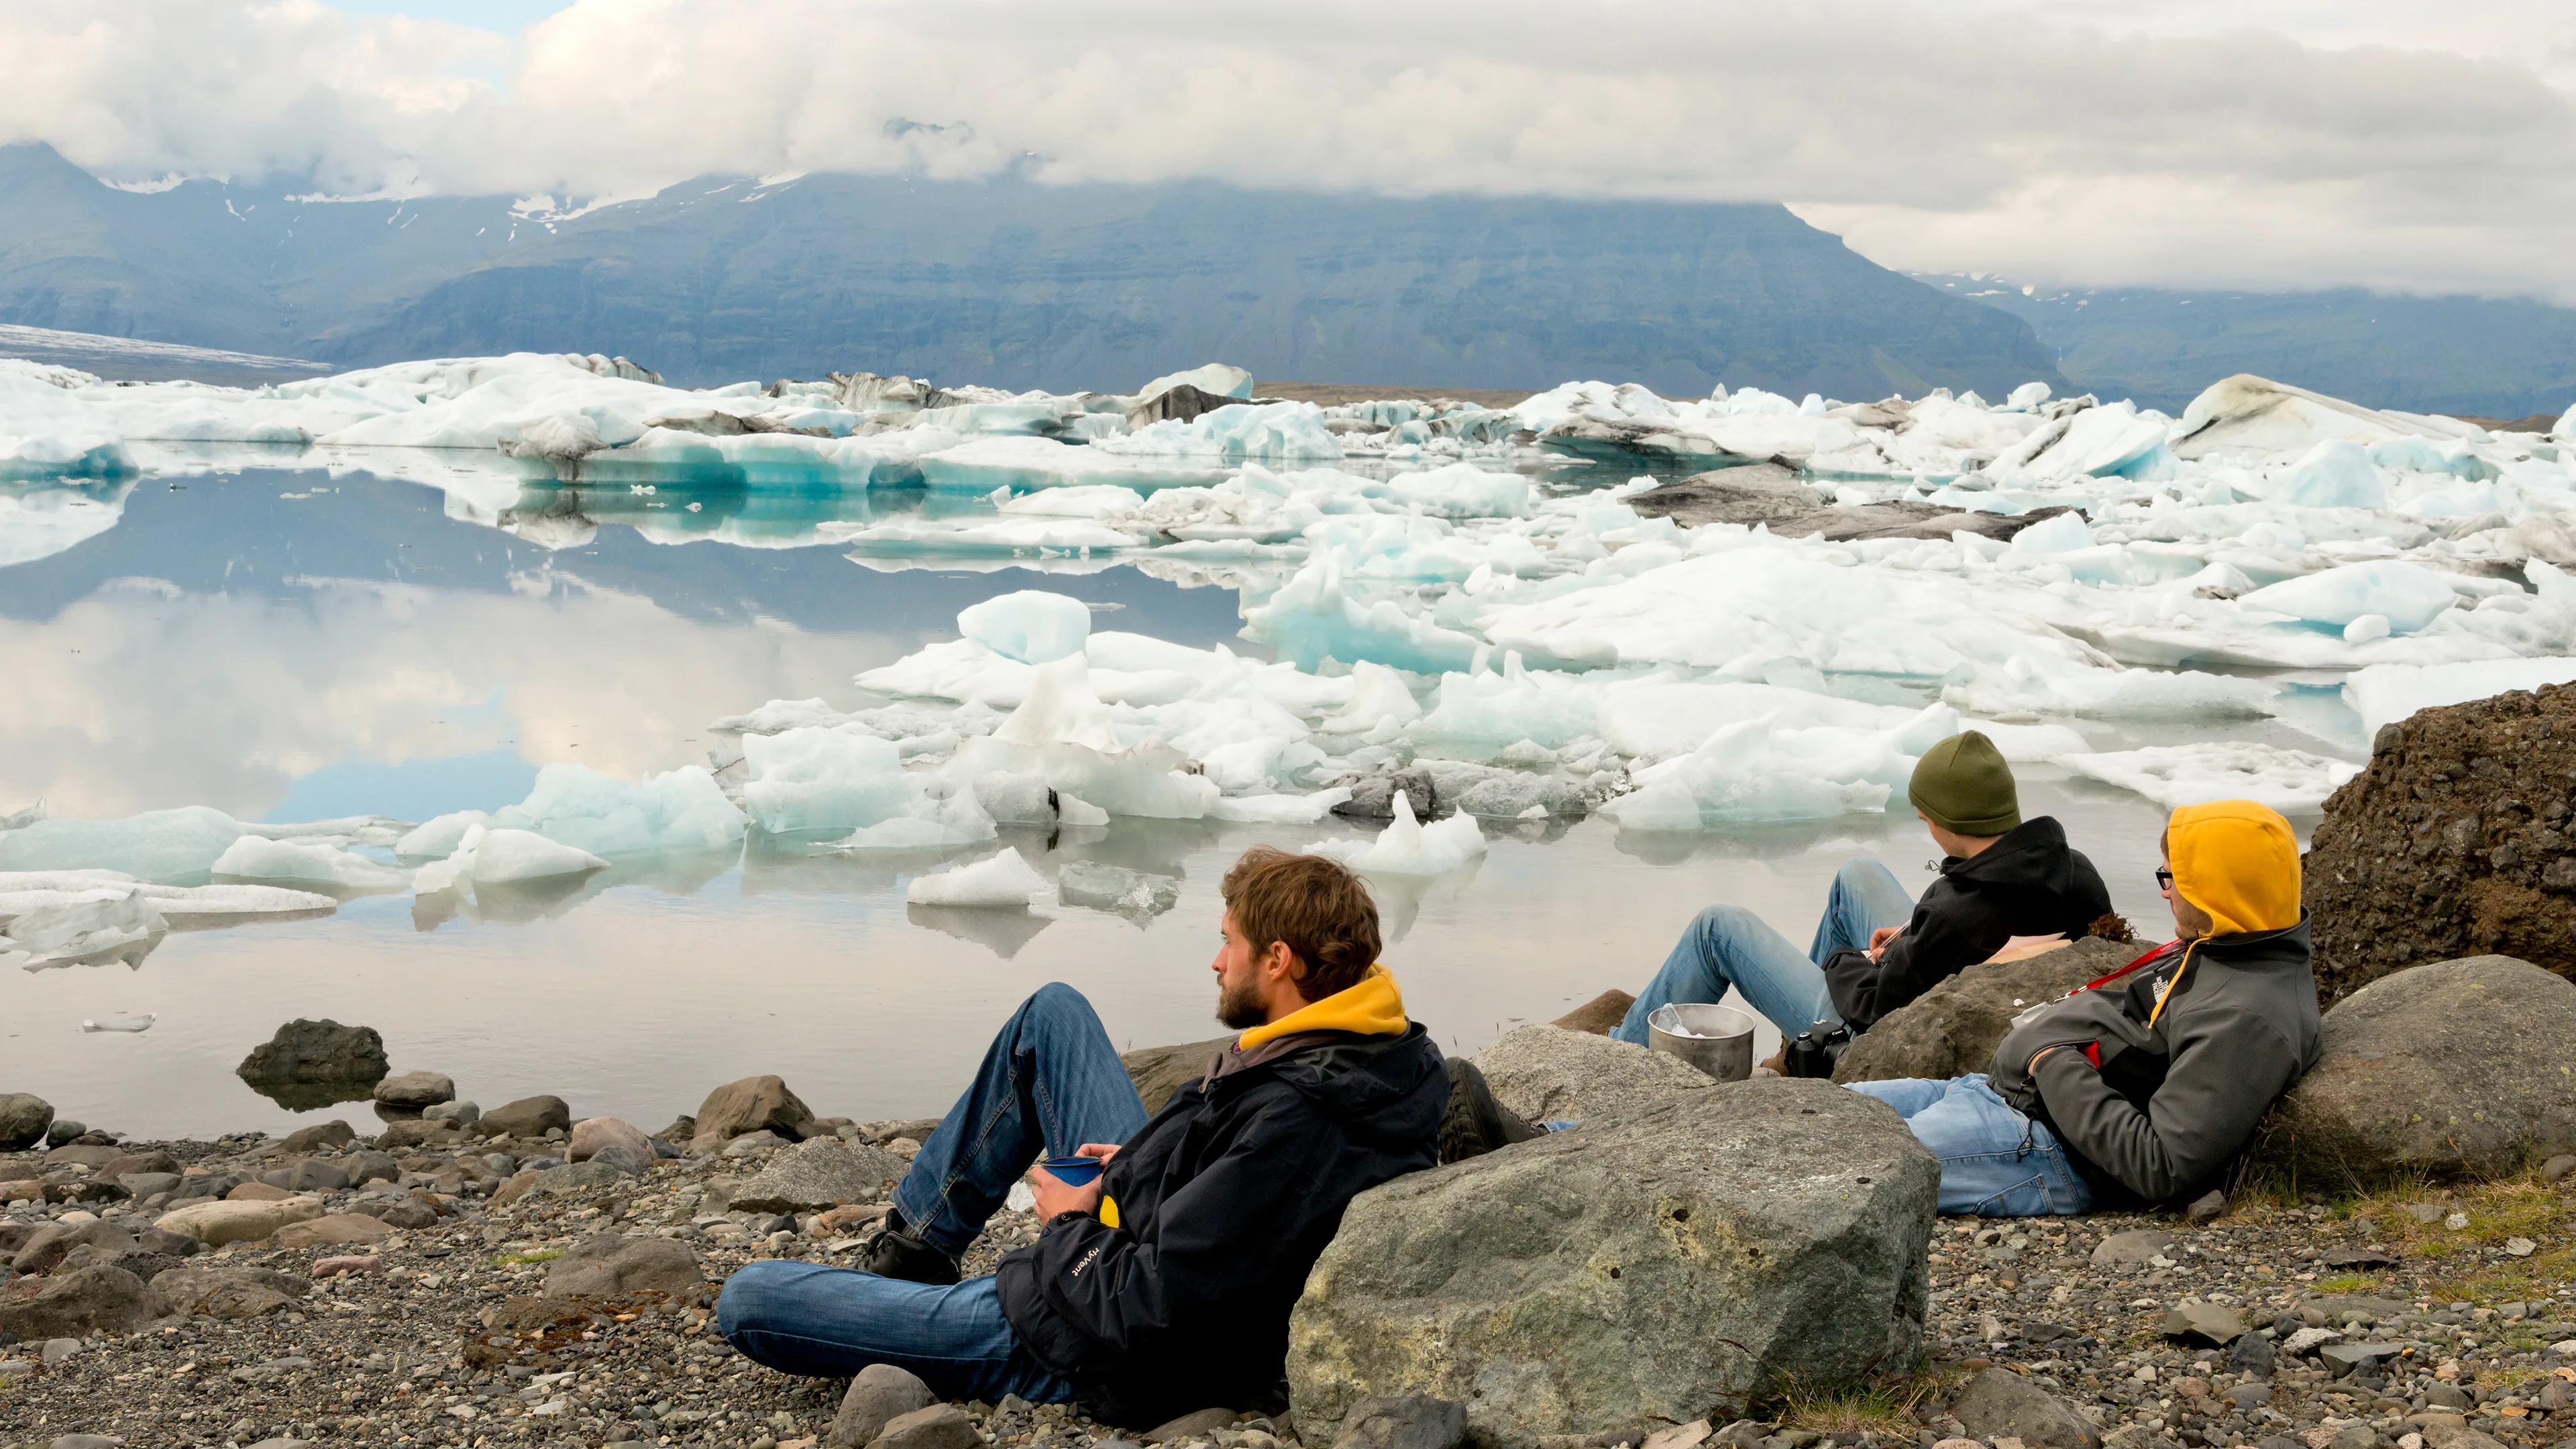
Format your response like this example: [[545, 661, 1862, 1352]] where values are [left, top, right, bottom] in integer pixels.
[[1216, 971, 1267, 1030]]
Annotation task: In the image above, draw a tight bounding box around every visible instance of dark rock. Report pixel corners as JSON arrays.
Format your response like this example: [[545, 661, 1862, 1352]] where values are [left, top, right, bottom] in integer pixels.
[[543, 1234, 704, 1299], [493, 1161, 627, 1205], [2227, 1332, 2277, 1380], [871, 1403, 983, 1449], [45, 1119, 87, 1146], [2162, 1303, 2246, 1345], [2092, 1230, 2178, 1267], [13, 1220, 137, 1276], [2320, 1247, 2396, 1270], [1122, 1038, 1230, 1115], [2544, 1153, 2576, 1183], [2229, 1383, 2273, 1409], [2249, 955, 2576, 1185], [1333, 768, 1445, 822], [1625, 466, 2076, 545], [1549, 989, 1635, 1036], [731, 1138, 908, 1214], [1833, 938, 2132, 1084], [827, 1362, 936, 1448], [58, 1246, 184, 1281], [688, 1077, 811, 1154], [151, 1263, 305, 1318], [1332, 1395, 1468, 1449], [368, 1197, 440, 1230], [96, 1150, 177, 1178], [372, 1071, 455, 1109], [0, 1265, 168, 1338], [1144, 1408, 1240, 1444], [2318, 1342, 2402, 1376], [1951, 1366, 2103, 1449], [265, 1158, 351, 1193], [236, 1019, 388, 1087], [375, 1119, 466, 1151], [2304, 683, 2576, 994], [1285, 1079, 1937, 1449], [345, 1150, 400, 1185], [2186, 1189, 2226, 1225], [479, 1095, 573, 1140], [0, 1092, 50, 1150], [44, 1143, 119, 1168]]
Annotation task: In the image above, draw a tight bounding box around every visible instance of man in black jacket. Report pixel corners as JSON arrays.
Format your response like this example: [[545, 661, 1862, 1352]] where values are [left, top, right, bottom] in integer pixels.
[[716, 848, 1448, 1427], [1612, 729, 2112, 1049]]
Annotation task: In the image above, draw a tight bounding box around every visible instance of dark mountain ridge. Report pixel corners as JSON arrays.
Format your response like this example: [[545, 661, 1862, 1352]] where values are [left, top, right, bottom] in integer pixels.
[[0, 141, 2062, 400]]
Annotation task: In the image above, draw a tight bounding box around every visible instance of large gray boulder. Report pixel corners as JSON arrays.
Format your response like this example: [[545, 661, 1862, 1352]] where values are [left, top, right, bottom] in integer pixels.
[[1833, 938, 2134, 1085], [2249, 955, 2576, 1186], [690, 1075, 814, 1154], [1471, 1024, 1715, 1124], [545, 1234, 705, 1300], [0, 1265, 169, 1338], [731, 1137, 909, 1214], [1285, 1078, 1937, 1449], [1951, 1367, 2101, 1449], [0, 1092, 51, 1151]]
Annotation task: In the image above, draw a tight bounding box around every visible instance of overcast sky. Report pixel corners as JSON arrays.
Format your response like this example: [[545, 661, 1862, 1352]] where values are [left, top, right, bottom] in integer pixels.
[[5, 0, 2571, 303]]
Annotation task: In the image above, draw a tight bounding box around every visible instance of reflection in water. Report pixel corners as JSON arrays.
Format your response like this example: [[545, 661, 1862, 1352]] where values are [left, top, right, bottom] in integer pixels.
[[906, 903, 1055, 960]]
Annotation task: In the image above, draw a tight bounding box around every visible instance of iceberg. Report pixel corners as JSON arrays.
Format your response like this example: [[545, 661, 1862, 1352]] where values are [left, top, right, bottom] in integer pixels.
[[739, 728, 920, 835], [0, 806, 251, 879], [0, 885, 166, 969], [959, 590, 1092, 664], [211, 836, 413, 892], [411, 823, 608, 893], [2343, 657, 2576, 739], [906, 849, 1049, 908], [2239, 561, 2459, 634], [1309, 792, 1488, 877], [2060, 743, 2361, 812], [0, 871, 336, 926], [486, 763, 747, 857]]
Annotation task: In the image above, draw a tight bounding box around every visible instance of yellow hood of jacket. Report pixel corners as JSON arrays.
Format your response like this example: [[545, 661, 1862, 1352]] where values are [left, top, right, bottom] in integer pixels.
[[1237, 963, 1409, 1049], [2167, 800, 2301, 938]]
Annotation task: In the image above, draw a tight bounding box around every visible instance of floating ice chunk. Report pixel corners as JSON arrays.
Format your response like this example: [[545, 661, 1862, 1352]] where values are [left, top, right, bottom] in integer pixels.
[[1366, 462, 1532, 519], [0, 804, 248, 879], [1309, 792, 1488, 876], [2060, 743, 2361, 812], [2007, 511, 2093, 554], [466, 828, 609, 882], [211, 836, 412, 891], [741, 728, 919, 834], [0, 871, 336, 926], [828, 788, 998, 853], [83, 1012, 156, 1032], [1327, 661, 1426, 735], [1055, 792, 1112, 827], [0, 372, 136, 480], [1602, 703, 1957, 828], [959, 590, 1092, 664], [906, 849, 1050, 907], [2343, 657, 2576, 739], [918, 436, 1230, 494], [0, 885, 165, 968], [2004, 382, 2052, 411], [1244, 555, 1481, 674], [1209, 786, 1355, 823], [1133, 364, 1254, 402], [2263, 440, 2387, 509], [487, 763, 747, 856], [2174, 374, 2476, 460], [2343, 613, 2391, 644], [1057, 861, 1180, 918], [2007, 401, 2174, 482], [1959, 719, 2092, 761], [396, 810, 490, 861], [1101, 401, 1342, 462], [994, 655, 1120, 752], [1595, 681, 1920, 762], [996, 484, 1148, 519], [2240, 561, 2457, 633]]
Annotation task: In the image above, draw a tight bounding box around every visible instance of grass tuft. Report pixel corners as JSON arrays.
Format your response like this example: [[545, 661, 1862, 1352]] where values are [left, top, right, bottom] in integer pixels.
[[1762, 1371, 1945, 1435]]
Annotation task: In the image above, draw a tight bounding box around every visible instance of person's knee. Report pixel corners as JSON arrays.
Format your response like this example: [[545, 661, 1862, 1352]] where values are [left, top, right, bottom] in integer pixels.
[[1691, 904, 1760, 938], [714, 1260, 792, 1346], [1024, 981, 1095, 1023]]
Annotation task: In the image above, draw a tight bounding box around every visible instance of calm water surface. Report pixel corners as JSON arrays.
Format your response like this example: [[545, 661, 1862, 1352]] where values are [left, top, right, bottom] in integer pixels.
[[2, 468, 2241, 1137]]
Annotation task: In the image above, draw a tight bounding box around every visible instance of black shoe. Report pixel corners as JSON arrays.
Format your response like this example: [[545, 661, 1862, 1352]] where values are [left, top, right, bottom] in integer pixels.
[[855, 1213, 959, 1285], [1438, 1059, 1542, 1165]]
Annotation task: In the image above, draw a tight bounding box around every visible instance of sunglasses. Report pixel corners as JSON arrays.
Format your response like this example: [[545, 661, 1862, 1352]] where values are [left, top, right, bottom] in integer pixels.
[[2155, 867, 2174, 889]]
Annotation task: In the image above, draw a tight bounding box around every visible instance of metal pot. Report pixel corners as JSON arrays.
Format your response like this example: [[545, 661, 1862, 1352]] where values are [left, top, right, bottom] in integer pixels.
[[1646, 1002, 1756, 1082]]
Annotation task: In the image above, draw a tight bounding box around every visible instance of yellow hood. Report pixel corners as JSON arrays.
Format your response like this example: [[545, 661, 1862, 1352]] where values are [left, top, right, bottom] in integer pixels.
[[2167, 800, 2302, 938], [1236, 963, 1409, 1048]]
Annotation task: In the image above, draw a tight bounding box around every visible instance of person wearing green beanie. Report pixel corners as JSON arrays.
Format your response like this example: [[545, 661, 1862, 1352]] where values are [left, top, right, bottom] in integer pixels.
[[1609, 729, 2112, 1063]]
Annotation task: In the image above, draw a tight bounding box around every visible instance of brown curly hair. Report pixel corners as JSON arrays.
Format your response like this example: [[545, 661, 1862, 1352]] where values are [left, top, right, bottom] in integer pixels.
[[1221, 847, 1383, 1000]]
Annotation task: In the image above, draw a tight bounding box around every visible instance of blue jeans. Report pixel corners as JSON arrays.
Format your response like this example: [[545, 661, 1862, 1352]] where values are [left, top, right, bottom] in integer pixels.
[[1613, 857, 1915, 1043], [1845, 1073, 2094, 1217], [718, 982, 1152, 1398]]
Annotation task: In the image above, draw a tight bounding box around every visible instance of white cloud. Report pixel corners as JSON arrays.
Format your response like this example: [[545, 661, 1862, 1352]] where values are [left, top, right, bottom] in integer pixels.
[[1, 0, 2573, 301]]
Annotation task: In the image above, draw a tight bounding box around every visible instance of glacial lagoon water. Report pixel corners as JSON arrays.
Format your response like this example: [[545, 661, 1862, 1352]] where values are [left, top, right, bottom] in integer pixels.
[[1, 467, 2312, 1138]]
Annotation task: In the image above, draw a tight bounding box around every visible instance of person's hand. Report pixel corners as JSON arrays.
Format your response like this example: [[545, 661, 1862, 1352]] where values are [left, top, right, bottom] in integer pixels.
[[1074, 1142, 1120, 1165], [1027, 1163, 1105, 1222], [1867, 926, 1902, 961]]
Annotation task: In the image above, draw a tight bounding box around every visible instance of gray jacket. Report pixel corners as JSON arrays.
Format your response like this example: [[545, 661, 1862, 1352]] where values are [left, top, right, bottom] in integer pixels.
[[1988, 918, 2321, 1207]]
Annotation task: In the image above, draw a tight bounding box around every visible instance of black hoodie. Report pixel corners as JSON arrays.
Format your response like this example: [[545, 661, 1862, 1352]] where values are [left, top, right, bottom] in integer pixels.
[[1821, 816, 2112, 1033], [994, 1024, 1447, 1428]]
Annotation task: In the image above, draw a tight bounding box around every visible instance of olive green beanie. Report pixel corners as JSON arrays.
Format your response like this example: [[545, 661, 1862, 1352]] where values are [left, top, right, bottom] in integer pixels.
[[1909, 730, 2021, 837]]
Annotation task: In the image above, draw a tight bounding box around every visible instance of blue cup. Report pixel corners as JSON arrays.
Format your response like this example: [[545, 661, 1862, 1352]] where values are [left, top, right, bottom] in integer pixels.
[[1038, 1155, 1104, 1187]]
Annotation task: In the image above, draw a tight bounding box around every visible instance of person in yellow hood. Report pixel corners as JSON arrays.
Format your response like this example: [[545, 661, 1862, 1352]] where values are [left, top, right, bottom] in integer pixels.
[[1848, 799, 2322, 1214], [717, 848, 1448, 1428]]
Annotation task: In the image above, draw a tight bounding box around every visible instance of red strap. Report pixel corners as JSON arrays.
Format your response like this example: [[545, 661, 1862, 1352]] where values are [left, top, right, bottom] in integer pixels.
[[2074, 941, 2178, 995], [2082, 1040, 2103, 1069]]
